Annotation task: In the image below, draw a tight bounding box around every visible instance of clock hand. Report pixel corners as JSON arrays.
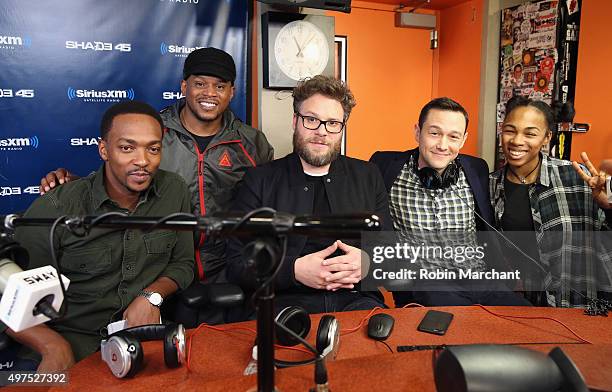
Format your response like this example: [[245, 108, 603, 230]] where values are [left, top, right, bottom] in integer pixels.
[[293, 36, 302, 56], [298, 34, 315, 57]]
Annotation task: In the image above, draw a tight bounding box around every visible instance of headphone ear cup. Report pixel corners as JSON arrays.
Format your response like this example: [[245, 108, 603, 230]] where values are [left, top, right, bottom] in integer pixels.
[[441, 162, 459, 188], [104, 333, 143, 378], [163, 324, 180, 368], [275, 306, 311, 346], [419, 167, 443, 190], [315, 315, 335, 354]]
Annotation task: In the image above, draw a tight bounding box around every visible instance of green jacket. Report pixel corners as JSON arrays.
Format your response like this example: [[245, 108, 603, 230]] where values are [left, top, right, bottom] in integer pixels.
[[13, 165, 194, 361], [160, 101, 274, 279]]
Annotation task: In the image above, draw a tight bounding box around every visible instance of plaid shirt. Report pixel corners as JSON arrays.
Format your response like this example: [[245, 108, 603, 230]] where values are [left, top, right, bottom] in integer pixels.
[[490, 155, 612, 307], [389, 157, 484, 271]]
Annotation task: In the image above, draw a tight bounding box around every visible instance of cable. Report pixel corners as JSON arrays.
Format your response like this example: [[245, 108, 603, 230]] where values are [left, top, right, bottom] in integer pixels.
[[185, 322, 313, 371], [402, 303, 426, 308], [228, 207, 276, 235], [475, 304, 593, 344], [48, 215, 69, 319], [380, 340, 394, 353], [145, 212, 197, 232], [88, 211, 129, 230], [450, 186, 590, 303], [340, 307, 384, 335], [248, 234, 288, 308], [273, 319, 319, 368]]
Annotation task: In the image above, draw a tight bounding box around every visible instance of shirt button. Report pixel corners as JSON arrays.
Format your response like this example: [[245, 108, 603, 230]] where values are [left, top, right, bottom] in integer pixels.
[[126, 265, 132, 271], [326, 178, 331, 183], [303, 186, 309, 191], [121, 289, 127, 294]]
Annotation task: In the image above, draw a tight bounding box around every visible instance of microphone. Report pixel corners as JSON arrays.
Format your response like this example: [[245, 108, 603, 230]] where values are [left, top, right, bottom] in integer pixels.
[[0, 236, 69, 332]]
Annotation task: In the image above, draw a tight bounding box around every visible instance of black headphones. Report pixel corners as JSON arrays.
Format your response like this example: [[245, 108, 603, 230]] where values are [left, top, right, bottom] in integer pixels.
[[274, 306, 339, 367], [100, 323, 186, 378], [412, 150, 460, 190]]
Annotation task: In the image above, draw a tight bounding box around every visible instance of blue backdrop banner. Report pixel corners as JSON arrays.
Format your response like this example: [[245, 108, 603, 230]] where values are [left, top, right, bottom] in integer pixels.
[[0, 0, 249, 213]]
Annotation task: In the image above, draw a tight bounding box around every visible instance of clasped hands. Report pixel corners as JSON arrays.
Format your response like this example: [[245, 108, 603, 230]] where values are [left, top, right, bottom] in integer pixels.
[[294, 240, 369, 291]]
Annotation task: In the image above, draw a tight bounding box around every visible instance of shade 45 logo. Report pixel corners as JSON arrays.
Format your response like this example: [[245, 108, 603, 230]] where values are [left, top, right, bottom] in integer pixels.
[[65, 41, 131, 52], [0, 89, 35, 98], [67, 87, 135, 103], [0, 186, 39, 197], [70, 137, 99, 146], [0, 35, 32, 50], [0, 136, 39, 151], [162, 91, 184, 100]]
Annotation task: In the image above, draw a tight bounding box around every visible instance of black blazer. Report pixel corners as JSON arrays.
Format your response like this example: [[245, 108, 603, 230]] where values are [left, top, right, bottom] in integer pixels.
[[369, 148, 495, 229], [226, 152, 393, 291]]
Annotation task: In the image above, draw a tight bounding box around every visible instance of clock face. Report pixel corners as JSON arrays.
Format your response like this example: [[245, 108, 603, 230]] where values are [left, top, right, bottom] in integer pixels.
[[274, 20, 330, 81]]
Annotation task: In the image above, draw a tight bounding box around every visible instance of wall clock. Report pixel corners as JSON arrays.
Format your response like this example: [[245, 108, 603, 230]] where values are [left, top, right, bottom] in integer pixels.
[[262, 12, 335, 89]]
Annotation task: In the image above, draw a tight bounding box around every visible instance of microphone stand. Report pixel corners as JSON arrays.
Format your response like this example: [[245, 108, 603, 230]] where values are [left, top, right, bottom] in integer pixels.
[[2, 212, 381, 392]]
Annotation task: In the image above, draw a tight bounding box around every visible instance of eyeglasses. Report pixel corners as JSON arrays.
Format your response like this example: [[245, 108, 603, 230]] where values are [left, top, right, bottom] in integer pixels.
[[295, 112, 345, 134]]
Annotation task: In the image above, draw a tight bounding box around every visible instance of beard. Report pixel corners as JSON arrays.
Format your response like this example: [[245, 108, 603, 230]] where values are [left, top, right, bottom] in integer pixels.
[[293, 131, 341, 167]]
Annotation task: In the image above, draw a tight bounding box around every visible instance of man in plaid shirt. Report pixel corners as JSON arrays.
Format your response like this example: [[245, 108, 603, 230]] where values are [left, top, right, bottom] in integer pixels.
[[371, 97, 528, 307]]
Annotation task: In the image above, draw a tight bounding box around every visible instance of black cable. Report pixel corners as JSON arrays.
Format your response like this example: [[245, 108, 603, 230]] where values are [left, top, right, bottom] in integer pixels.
[[249, 234, 288, 308], [228, 207, 277, 235], [380, 340, 393, 353], [450, 186, 591, 302], [89, 211, 129, 229], [274, 319, 318, 368], [145, 212, 197, 232], [48, 215, 69, 319]]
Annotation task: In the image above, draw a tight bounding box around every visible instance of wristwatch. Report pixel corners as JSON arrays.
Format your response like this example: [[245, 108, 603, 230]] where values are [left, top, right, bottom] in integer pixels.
[[138, 290, 164, 307]]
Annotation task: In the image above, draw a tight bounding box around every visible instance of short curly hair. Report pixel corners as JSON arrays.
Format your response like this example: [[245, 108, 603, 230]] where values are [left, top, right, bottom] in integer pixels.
[[292, 75, 356, 121]]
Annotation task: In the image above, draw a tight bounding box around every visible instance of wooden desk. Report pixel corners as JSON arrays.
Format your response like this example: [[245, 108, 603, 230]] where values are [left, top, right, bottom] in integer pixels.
[[24, 306, 612, 391]]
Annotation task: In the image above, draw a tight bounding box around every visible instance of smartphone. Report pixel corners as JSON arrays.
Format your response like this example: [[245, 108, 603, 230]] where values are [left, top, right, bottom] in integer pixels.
[[417, 310, 454, 336]]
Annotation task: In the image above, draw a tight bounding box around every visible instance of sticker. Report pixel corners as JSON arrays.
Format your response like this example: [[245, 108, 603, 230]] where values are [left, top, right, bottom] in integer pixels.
[[497, 103, 506, 122], [521, 19, 532, 35], [527, 31, 556, 49], [539, 57, 555, 76], [534, 72, 549, 92], [501, 87, 513, 102], [566, 0, 579, 15], [522, 50, 536, 66], [512, 63, 524, 81]]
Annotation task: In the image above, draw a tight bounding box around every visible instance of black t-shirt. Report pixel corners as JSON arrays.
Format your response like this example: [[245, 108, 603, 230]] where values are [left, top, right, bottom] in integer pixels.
[[187, 131, 215, 152], [501, 177, 541, 284], [300, 173, 336, 257]]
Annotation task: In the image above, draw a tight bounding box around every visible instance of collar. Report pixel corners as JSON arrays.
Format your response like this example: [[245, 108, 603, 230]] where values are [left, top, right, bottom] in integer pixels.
[[501, 153, 550, 188], [91, 164, 161, 210], [287, 152, 346, 189]]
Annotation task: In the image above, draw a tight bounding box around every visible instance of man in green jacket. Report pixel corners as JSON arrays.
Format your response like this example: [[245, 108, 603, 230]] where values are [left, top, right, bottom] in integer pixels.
[[7, 101, 194, 371]]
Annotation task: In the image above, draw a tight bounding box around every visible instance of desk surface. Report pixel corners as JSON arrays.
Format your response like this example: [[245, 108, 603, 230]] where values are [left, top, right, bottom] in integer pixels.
[[17, 306, 612, 391]]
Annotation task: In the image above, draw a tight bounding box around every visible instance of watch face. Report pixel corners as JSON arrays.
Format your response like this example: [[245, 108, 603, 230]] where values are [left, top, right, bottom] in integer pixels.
[[274, 20, 330, 81], [149, 292, 163, 306]]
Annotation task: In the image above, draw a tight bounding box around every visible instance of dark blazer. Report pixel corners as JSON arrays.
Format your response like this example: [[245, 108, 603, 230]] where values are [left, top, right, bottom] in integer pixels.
[[369, 148, 495, 229], [226, 152, 393, 292]]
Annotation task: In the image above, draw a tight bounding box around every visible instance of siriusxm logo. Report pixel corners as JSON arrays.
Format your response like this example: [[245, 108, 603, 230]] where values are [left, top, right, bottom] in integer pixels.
[[67, 87, 135, 102], [162, 91, 184, 100], [0, 136, 39, 151], [70, 137, 99, 146], [160, 42, 204, 57], [0, 186, 39, 197], [65, 41, 131, 52], [0, 35, 31, 49]]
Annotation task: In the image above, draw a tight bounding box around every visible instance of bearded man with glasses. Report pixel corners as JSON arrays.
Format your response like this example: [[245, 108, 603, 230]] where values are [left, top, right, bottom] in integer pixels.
[[226, 75, 392, 317]]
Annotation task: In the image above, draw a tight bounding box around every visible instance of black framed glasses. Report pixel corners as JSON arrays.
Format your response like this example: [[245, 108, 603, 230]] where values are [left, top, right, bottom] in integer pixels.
[[295, 112, 345, 134]]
